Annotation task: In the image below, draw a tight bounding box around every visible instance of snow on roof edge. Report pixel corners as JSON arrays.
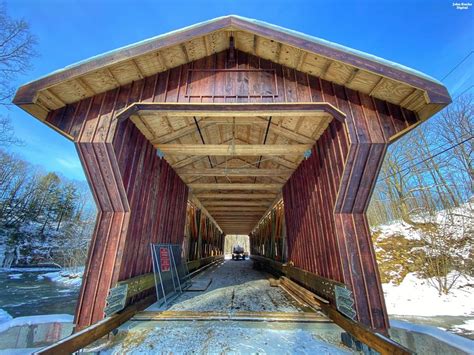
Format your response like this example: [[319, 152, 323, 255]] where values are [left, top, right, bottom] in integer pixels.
[[232, 15, 443, 86], [22, 15, 443, 88]]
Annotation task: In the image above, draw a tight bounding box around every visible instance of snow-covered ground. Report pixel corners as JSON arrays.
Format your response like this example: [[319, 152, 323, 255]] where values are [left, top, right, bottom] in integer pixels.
[[373, 202, 474, 339], [149, 259, 303, 313], [40, 268, 83, 287], [383, 272, 474, 338], [374, 202, 473, 241], [0, 310, 12, 325], [99, 321, 351, 354], [0, 313, 73, 333], [383, 272, 474, 317], [456, 319, 474, 332], [101, 259, 350, 354]]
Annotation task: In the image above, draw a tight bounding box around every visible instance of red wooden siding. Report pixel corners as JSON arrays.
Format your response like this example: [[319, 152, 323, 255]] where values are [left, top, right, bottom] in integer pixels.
[[282, 82, 419, 333], [250, 200, 286, 261], [74, 119, 189, 328], [43, 49, 421, 331], [184, 202, 224, 261]]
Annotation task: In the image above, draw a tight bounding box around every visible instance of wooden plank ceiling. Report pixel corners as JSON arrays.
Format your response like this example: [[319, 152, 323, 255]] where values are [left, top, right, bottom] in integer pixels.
[[129, 108, 334, 234]]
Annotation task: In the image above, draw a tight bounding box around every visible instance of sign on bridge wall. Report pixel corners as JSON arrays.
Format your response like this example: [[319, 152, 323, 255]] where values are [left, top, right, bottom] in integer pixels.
[[151, 244, 191, 307]]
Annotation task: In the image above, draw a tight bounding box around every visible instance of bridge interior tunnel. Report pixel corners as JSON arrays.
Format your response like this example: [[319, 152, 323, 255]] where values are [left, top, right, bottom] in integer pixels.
[[108, 100, 390, 333]]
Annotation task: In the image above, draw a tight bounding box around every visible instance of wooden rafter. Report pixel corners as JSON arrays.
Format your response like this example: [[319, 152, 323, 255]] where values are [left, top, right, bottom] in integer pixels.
[[104, 67, 121, 86], [265, 118, 317, 144], [173, 156, 208, 169], [76, 78, 96, 96], [131, 59, 145, 79], [150, 121, 215, 144], [269, 156, 299, 169]]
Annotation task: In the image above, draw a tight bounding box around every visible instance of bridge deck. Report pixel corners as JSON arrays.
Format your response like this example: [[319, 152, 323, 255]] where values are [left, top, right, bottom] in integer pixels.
[[90, 259, 352, 353]]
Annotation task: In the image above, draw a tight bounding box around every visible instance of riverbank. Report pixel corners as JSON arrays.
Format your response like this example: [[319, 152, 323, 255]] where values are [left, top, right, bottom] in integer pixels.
[[0, 268, 80, 318]]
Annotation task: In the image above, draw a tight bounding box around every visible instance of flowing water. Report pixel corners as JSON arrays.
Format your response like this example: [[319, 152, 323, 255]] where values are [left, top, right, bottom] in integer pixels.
[[0, 269, 80, 318]]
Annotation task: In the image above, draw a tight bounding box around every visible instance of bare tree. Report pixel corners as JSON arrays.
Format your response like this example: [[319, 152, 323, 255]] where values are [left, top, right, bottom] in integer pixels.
[[0, 115, 22, 146], [368, 93, 473, 293], [0, 3, 37, 146], [0, 3, 37, 106], [437, 94, 473, 189]]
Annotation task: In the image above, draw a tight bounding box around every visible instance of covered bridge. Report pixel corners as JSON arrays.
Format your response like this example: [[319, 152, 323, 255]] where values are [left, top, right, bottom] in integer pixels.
[[14, 15, 450, 337]]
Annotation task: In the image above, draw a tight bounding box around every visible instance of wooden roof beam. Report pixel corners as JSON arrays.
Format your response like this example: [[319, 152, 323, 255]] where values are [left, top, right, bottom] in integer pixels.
[[116, 102, 346, 122], [203, 201, 270, 207], [156, 144, 311, 156], [212, 213, 262, 216], [177, 167, 292, 177], [131, 59, 145, 79], [207, 207, 267, 212], [196, 193, 277, 199], [190, 183, 282, 191]]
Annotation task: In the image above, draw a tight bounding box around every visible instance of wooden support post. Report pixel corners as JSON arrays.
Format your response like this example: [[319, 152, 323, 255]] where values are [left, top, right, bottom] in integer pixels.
[[197, 210, 203, 260]]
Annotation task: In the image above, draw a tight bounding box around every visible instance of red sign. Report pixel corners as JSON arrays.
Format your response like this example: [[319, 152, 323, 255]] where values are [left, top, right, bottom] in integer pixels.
[[160, 247, 171, 272]]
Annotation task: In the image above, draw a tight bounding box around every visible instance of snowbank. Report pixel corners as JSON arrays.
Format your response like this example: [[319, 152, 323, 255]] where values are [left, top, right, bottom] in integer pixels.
[[0, 267, 62, 272], [453, 319, 474, 336], [0, 309, 12, 325], [102, 322, 349, 354], [41, 270, 83, 287], [458, 319, 474, 331], [0, 314, 73, 333], [373, 202, 473, 241], [375, 221, 423, 240], [390, 320, 474, 354], [383, 272, 474, 317]]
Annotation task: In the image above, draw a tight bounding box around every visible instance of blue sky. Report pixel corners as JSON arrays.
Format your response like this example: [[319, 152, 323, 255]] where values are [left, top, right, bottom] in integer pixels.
[[3, 0, 473, 182]]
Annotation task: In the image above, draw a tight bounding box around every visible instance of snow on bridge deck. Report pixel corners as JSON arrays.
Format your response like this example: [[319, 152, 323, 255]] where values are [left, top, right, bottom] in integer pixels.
[[151, 259, 302, 313], [93, 259, 353, 354]]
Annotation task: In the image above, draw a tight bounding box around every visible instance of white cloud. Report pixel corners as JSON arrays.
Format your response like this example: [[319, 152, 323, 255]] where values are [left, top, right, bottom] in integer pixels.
[[56, 157, 82, 170]]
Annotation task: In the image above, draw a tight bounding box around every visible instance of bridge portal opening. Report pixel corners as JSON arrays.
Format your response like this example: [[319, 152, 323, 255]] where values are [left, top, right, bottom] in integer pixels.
[[12, 17, 450, 344], [224, 234, 250, 257]]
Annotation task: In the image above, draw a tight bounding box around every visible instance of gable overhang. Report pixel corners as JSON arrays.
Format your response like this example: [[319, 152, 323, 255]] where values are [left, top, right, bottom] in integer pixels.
[[13, 15, 451, 124]]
